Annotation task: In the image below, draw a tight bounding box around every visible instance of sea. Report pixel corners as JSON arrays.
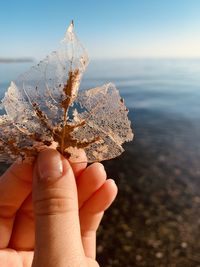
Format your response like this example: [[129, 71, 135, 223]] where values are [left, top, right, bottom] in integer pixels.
[[0, 59, 200, 172], [1, 59, 200, 118], [1, 59, 200, 265]]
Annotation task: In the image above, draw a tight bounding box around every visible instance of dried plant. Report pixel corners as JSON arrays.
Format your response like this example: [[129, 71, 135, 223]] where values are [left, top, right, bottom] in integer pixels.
[[0, 22, 133, 163]]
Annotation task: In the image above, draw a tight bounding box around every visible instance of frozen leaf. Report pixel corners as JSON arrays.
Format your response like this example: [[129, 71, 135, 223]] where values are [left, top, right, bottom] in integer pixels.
[[0, 22, 133, 163]]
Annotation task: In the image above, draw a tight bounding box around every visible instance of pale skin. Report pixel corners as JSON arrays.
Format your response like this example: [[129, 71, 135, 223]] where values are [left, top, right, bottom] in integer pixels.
[[0, 149, 118, 267]]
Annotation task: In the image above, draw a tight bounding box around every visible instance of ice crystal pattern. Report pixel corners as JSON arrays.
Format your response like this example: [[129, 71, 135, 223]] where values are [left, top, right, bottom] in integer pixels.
[[0, 22, 133, 163]]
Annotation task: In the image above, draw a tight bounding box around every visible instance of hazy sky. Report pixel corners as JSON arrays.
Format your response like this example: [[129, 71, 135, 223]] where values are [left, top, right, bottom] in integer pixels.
[[1, 0, 200, 59]]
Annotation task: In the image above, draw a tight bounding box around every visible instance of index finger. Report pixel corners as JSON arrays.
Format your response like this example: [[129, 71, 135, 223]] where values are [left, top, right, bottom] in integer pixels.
[[0, 162, 33, 248], [68, 148, 87, 177]]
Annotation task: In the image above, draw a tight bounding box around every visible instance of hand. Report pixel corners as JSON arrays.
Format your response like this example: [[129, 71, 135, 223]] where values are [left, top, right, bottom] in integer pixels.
[[0, 149, 117, 267]]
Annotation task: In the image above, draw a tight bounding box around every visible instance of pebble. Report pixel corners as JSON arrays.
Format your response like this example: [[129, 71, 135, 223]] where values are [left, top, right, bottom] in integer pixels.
[[181, 242, 188, 248], [123, 245, 132, 252], [136, 255, 142, 261], [155, 252, 163, 259], [125, 231, 133, 238], [97, 245, 104, 253]]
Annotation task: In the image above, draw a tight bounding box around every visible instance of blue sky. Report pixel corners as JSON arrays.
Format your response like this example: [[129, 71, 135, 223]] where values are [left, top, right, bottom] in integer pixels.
[[1, 0, 200, 59]]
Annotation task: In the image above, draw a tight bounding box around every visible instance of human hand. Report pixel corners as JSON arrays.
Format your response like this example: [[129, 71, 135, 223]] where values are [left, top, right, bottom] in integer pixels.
[[0, 149, 117, 267]]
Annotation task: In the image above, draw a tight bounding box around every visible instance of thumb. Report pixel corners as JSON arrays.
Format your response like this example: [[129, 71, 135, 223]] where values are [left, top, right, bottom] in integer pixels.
[[32, 149, 86, 267]]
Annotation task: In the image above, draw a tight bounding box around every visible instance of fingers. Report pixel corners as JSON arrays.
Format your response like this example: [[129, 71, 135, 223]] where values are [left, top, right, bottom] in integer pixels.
[[7, 150, 87, 251], [68, 149, 87, 178], [0, 249, 33, 267], [32, 149, 86, 267], [0, 248, 22, 266], [0, 162, 33, 248], [77, 163, 107, 208], [9, 194, 34, 250], [87, 257, 100, 267], [80, 179, 118, 259], [8, 160, 106, 251]]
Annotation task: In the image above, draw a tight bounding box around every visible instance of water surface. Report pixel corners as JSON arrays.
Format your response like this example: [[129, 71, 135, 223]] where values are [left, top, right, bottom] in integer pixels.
[[1, 59, 200, 266]]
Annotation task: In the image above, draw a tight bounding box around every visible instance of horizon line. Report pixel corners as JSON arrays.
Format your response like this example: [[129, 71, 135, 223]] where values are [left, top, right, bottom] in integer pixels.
[[2, 56, 200, 64], [0, 57, 34, 64]]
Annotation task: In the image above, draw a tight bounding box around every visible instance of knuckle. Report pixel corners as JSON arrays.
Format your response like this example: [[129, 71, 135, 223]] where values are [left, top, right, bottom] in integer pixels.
[[0, 204, 16, 219], [34, 190, 77, 216]]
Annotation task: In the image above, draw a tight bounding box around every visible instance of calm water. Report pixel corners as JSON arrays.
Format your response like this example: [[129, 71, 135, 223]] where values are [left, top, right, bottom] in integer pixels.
[[82, 59, 200, 120], [1, 59, 200, 120], [1, 60, 200, 266]]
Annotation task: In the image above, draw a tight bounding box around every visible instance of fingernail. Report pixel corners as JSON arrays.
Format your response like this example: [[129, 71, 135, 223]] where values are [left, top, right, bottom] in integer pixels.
[[37, 149, 63, 180]]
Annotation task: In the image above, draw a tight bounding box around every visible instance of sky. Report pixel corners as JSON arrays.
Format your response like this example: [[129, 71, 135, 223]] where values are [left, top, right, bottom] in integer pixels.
[[1, 0, 200, 59]]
